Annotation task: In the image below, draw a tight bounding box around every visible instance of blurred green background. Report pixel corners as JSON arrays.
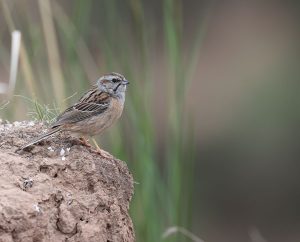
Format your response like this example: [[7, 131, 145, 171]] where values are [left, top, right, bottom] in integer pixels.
[[1, 1, 300, 241]]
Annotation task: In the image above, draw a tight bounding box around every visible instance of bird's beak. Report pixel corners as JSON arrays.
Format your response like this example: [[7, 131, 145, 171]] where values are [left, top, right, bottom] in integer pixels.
[[122, 79, 130, 85]]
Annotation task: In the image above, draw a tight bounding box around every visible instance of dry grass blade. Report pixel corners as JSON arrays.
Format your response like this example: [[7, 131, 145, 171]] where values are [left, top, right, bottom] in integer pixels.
[[162, 226, 205, 242], [52, 2, 100, 82], [8, 31, 21, 96], [1, 0, 37, 97], [0, 83, 8, 94], [248, 227, 268, 242], [38, 0, 65, 107], [0, 101, 10, 110]]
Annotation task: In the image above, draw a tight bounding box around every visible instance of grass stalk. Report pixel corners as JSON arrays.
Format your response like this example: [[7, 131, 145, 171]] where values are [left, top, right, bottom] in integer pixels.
[[8, 30, 21, 96], [38, 0, 66, 107], [1, 0, 37, 97]]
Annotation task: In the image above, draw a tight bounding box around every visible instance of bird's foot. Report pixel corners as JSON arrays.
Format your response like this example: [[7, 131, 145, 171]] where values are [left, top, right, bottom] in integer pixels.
[[78, 137, 91, 147], [71, 137, 92, 147], [93, 147, 113, 159], [89, 138, 113, 158]]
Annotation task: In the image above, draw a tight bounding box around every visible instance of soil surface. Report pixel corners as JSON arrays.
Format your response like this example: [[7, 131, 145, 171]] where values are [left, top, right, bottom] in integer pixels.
[[0, 120, 135, 242]]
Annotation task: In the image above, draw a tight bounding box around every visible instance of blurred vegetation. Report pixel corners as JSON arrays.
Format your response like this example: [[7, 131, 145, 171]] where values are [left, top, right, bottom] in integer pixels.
[[0, 0, 206, 241]]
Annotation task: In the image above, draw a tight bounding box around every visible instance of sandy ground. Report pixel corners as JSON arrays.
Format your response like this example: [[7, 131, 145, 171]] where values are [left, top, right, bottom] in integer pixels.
[[0, 120, 135, 242]]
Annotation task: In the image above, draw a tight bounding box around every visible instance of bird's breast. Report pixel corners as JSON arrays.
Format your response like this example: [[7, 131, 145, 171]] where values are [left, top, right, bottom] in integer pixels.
[[77, 97, 124, 136]]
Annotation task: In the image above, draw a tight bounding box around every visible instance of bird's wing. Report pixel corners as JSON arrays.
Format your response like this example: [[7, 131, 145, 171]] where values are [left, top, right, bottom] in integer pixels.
[[51, 91, 110, 128]]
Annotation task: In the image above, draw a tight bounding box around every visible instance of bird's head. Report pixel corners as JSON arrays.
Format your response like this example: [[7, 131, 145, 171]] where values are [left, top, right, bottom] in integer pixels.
[[97, 72, 129, 97]]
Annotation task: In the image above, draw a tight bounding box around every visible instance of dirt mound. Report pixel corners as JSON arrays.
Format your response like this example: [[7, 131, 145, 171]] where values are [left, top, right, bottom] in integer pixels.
[[0, 120, 135, 242]]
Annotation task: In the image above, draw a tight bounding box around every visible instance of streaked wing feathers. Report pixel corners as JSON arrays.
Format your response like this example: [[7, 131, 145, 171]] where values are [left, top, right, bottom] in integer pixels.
[[51, 90, 110, 128]]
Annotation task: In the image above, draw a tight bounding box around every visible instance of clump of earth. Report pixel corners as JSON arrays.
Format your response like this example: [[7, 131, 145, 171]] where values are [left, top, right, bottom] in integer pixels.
[[0, 120, 135, 242]]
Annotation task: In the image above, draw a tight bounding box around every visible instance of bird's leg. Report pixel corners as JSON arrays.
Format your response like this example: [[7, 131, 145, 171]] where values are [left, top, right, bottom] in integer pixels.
[[78, 136, 91, 147], [91, 138, 112, 158]]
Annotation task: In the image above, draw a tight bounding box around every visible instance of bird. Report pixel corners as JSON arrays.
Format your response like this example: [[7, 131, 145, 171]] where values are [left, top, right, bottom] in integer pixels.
[[18, 72, 129, 155]]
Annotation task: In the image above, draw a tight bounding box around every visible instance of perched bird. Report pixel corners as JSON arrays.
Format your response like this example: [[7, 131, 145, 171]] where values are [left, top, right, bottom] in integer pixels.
[[18, 72, 129, 154]]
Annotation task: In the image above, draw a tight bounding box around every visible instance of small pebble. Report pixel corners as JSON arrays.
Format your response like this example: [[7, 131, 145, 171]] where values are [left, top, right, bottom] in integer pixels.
[[23, 178, 34, 189], [13, 121, 21, 127], [33, 204, 41, 213], [28, 121, 35, 126], [5, 123, 12, 128], [46, 146, 56, 157], [60, 148, 65, 156]]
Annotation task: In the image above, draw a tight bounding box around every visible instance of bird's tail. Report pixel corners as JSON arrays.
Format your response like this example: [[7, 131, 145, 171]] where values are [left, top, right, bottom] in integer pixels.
[[18, 128, 60, 151]]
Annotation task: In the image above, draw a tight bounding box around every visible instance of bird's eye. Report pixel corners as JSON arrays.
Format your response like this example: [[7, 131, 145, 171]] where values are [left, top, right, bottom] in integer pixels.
[[112, 78, 119, 83]]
